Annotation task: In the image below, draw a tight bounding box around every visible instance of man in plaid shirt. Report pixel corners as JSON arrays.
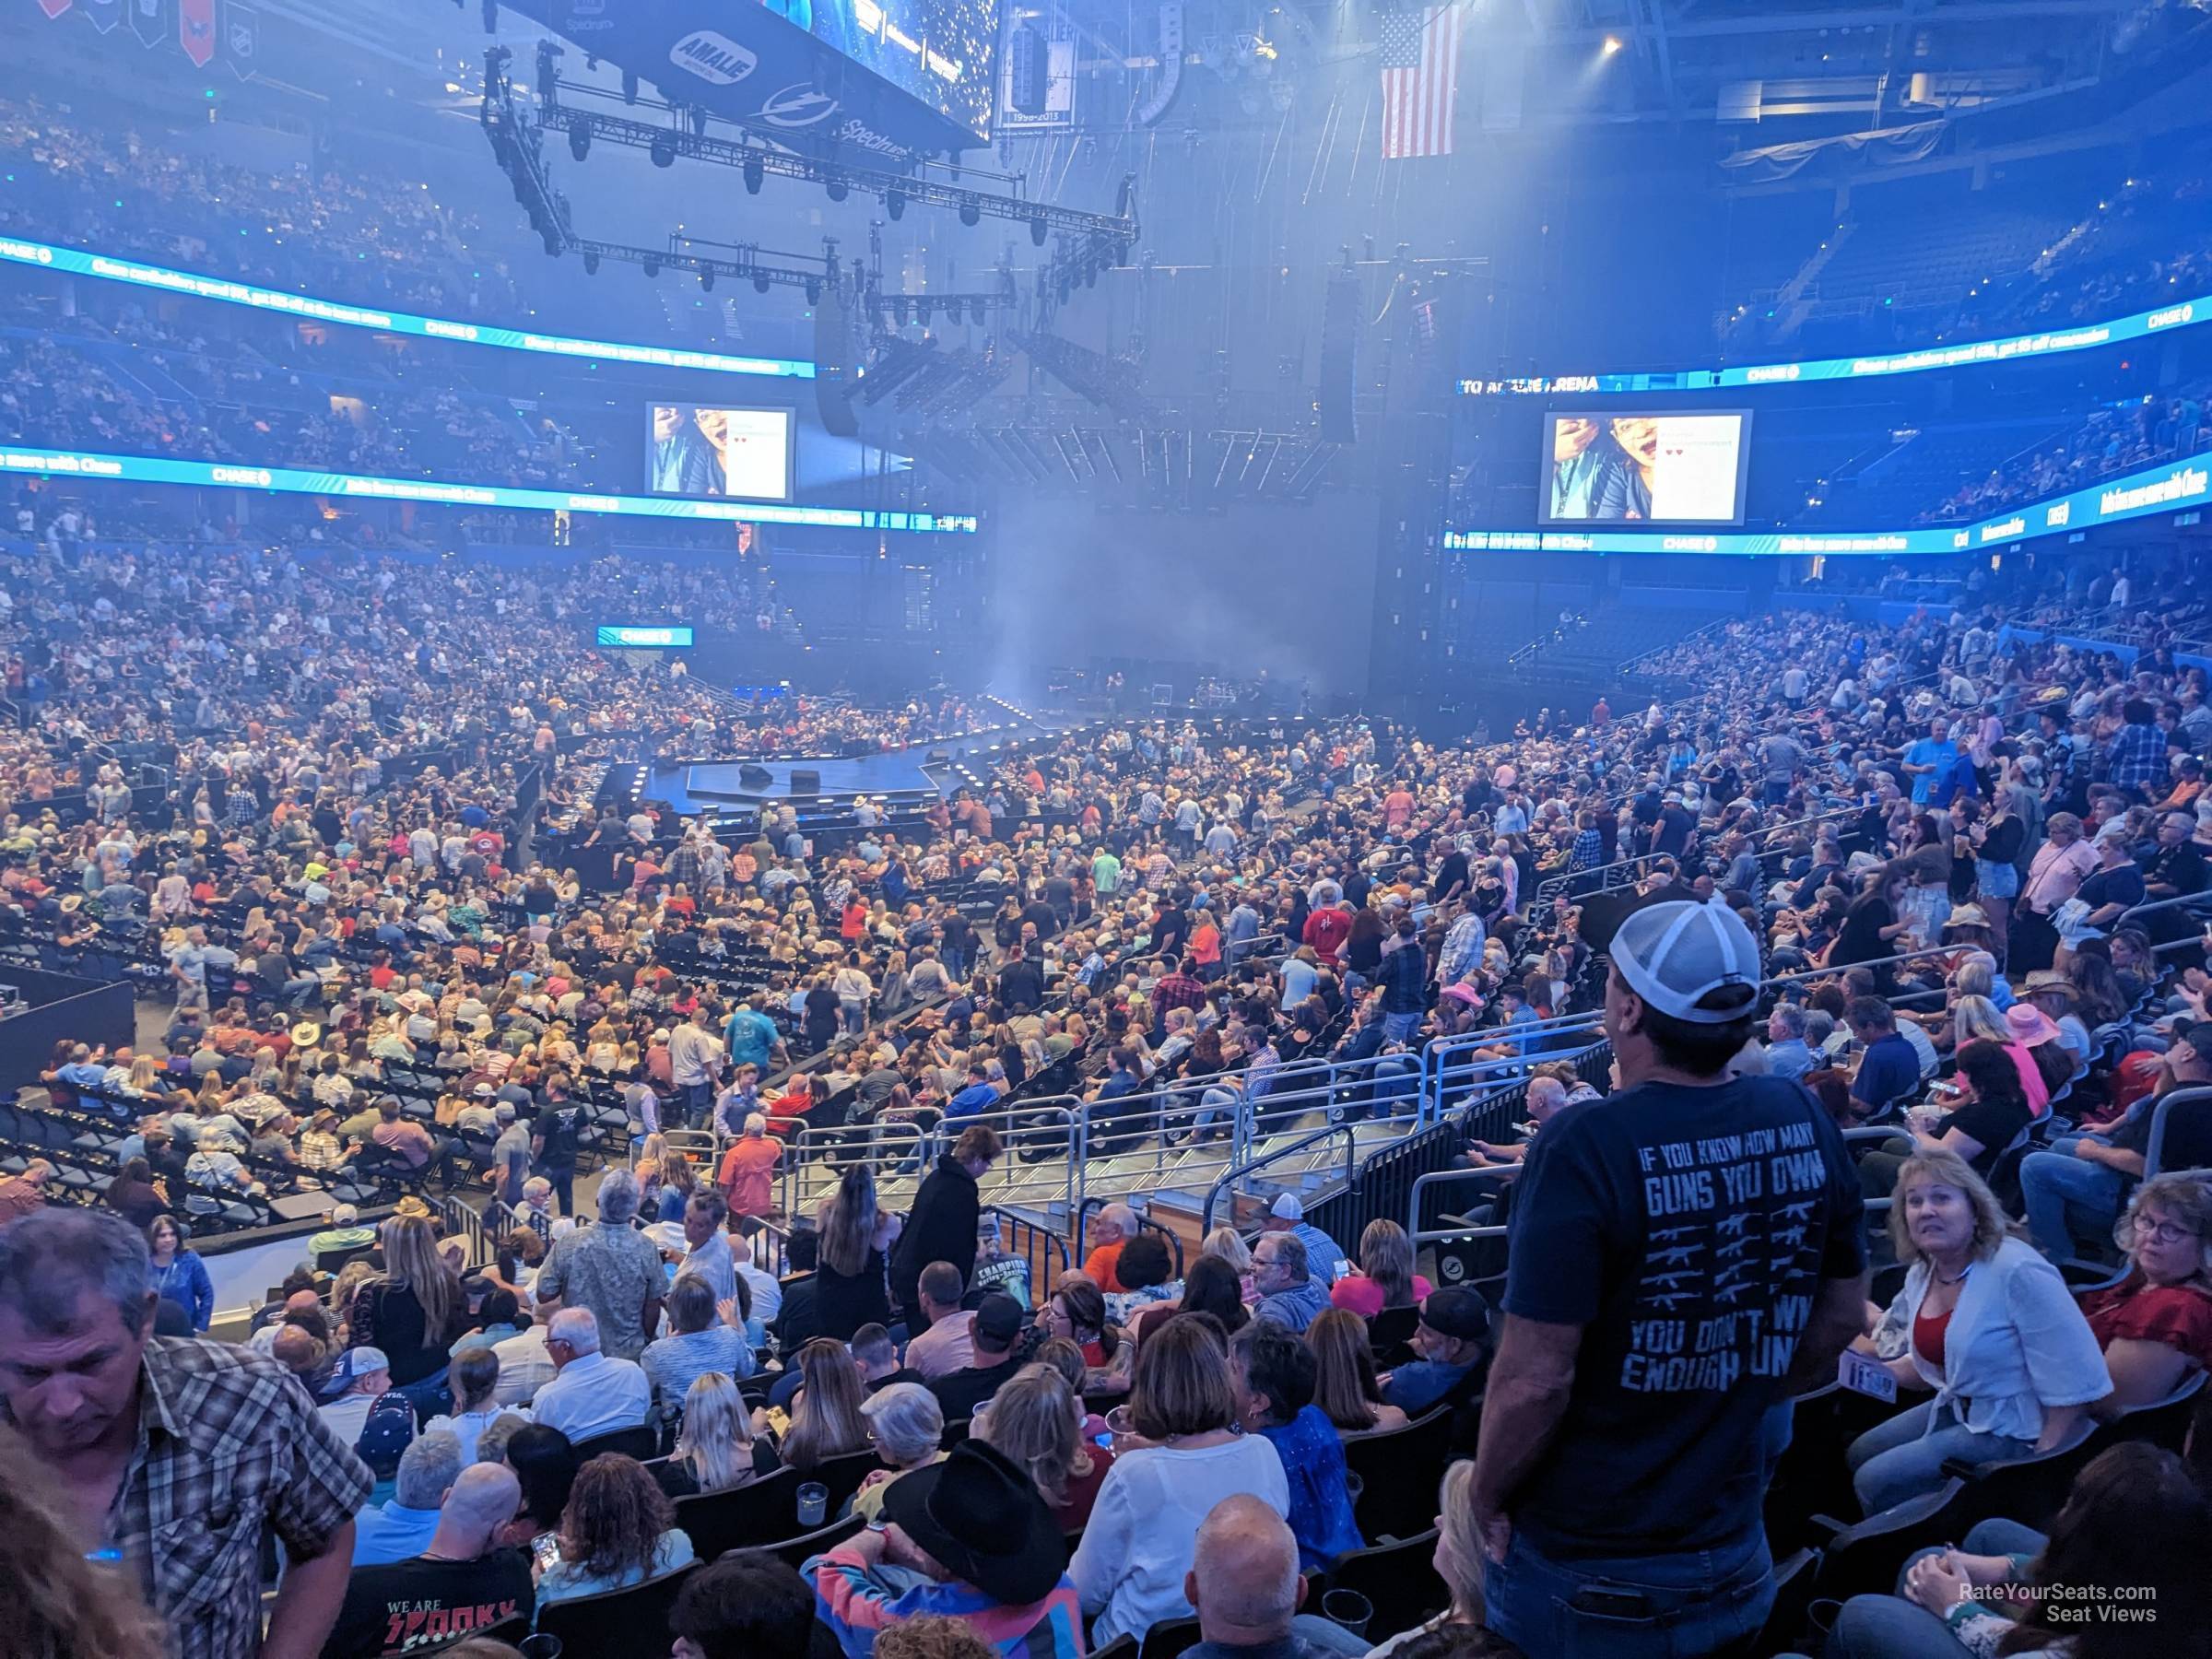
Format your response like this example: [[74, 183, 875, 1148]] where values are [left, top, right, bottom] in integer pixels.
[[0, 1208, 371, 1659], [2105, 698, 2170, 801], [1151, 954, 1209, 1018]]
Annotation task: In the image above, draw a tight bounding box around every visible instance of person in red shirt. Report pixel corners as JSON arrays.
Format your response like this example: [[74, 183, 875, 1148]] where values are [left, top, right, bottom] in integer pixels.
[[1301, 901, 1352, 968], [1382, 783, 1416, 830]]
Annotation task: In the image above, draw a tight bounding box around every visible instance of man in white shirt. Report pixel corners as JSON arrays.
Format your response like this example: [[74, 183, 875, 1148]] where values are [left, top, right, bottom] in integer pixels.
[[667, 1007, 724, 1131], [901, 1262, 976, 1380], [490, 1317, 559, 1406], [317, 1345, 394, 1445], [734, 1233, 782, 1328], [530, 1307, 652, 1442]]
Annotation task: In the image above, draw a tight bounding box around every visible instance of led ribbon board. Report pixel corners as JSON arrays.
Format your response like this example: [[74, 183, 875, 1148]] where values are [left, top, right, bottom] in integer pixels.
[[597, 625, 696, 646], [0, 235, 815, 380], [0, 445, 977, 533], [1445, 452, 2210, 557], [1458, 295, 2207, 397]]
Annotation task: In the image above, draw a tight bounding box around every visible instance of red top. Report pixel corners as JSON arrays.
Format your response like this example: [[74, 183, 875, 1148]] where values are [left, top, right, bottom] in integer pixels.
[[2079, 1276, 2212, 1370], [1913, 1303, 1953, 1368]]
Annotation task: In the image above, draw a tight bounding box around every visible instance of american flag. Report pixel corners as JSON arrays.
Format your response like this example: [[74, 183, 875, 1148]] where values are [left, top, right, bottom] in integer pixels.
[[1380, 3, 1460, 160]]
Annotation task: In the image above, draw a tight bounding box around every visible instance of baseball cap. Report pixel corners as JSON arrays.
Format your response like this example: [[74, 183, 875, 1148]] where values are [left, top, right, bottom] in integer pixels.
[[471, 1082, 495, 1097], [973, 1292, 1024, 1347], [332, 1346, 390, 1382], [1418, 1287, 1487, 1343], [1268, 1191, 1305, 1222], [1610, 899, 1760, 1023]]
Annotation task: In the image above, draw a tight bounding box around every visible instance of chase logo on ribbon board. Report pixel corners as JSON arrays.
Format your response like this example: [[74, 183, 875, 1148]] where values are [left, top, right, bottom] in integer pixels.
[[669, 29, 759, 85]]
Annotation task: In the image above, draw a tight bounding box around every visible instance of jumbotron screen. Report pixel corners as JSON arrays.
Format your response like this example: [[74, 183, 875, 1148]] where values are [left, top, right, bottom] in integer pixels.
[[645, 403, 795, 502], [1539, 411, 1751, 526], [784, 0, 999, 135]]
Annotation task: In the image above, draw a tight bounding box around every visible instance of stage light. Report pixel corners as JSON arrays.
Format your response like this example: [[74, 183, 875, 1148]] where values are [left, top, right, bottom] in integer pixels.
[[894, 298, 910, 324], [481, 0, 496, 32], [582, 250, 599, 274], [826, 175, 849, 202], [568, 124, 590, 161], [651, 133, 677, 168], [886, 188, 905, 220], [918, 300, 932, 325], [1030, 214, 1048, 246], [1602, 34, 1622, 53], [805, 278, 822, 305], [971, 300, 986, 324], [753, 274, 771, 294], [699, 267, 715, 292], [744, 155, 764, 194], [959, 198, 981, 227], [621, 70, 638, 104], [641, 256, 660, 278]]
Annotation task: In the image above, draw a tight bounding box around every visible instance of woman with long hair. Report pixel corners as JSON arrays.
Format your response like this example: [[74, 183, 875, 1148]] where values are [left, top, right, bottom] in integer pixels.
[[1366, 1462, 1513, 1656], [1198, 1226, 1256, 1303], [813, 1164, 898, 1340], [0, 1425, 166, 1659], [535, 1454, 696, 1611], [1329, 1218, 1431, 1320], [974, 1362, 1112, 1529], [1044, 1279, 1134, 1394], [655, 1150, 699, 1225], [1305, 1308, 1408, 1435], [656, 1372, 778, 1498], [349, 1213, 466, 1388], [771, 1337, 870, 1471], [145, 1214, 214, 1333]]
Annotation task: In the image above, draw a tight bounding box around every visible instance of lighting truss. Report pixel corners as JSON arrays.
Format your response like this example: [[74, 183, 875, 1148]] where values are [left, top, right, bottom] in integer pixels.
[[527, 62, 1137, 253]]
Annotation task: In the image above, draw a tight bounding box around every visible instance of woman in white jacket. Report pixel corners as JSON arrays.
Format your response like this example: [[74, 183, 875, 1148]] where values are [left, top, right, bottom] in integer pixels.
[[1846, 1149, 2111, 1513]]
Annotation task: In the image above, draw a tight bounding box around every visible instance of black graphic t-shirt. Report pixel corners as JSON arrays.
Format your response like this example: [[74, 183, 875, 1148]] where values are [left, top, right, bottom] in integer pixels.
[[324, 1550, 535, 1659], [1502, 1074, 1866, 1558]]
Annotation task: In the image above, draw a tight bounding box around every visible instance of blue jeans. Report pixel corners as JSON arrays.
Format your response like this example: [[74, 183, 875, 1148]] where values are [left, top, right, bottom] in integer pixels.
[[1382, 1010, 1423, 1043], [2019, 1137, 2126, 1262], [1846, 1399, 2033, 1514], [1483, 1520, 1772, 1658], [1827, 1519, 2048, 1657], [677, 1081, 713, 1130]]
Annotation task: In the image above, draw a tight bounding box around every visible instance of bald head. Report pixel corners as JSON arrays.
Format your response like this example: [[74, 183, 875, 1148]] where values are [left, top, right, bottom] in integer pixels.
[[425, 1462, 522, 1559], [1185, 1495, 1301, 1641]]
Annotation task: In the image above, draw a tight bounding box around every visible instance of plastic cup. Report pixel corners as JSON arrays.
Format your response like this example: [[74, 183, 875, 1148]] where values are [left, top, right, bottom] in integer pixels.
[[519, 1638, 563, 1659], [797, 1480, 830, 1528], [1322, 1589, 1372, 1636]]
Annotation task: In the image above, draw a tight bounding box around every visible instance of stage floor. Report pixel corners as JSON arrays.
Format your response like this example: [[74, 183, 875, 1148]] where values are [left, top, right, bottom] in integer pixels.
[[641, 712, 1057, 816]]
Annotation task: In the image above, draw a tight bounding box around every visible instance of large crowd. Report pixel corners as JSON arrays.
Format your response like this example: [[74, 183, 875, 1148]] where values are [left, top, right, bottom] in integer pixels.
[[1, 506, 2210, 1659]]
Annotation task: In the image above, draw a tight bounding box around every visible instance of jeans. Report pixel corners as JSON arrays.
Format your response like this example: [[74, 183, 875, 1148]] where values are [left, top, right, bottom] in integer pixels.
[[676, 1081, 713, 1131], [1192, 1085, 1241, 1141], [1382, 1009, 1423, 1043], [1483, 1520, 1772, 1658], [282, 975, 321, 1009], [1827, 1519, 2048, 1658], [2018, 1137, 2126, 1262], [1846, 1399, 2034, 1514], [538, 1162, 575, 1218]]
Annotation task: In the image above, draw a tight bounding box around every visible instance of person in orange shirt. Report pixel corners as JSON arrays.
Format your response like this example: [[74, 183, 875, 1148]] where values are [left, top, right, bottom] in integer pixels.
[[1079, 1202, 1140, 1293], [718, 1113, 783, 1219]]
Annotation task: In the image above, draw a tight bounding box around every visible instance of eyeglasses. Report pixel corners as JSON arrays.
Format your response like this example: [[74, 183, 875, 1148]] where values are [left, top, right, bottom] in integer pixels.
[[2132, 1217, 2202, 1245]]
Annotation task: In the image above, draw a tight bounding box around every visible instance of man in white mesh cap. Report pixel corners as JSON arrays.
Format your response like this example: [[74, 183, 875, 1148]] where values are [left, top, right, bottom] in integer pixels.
[[1469, 898, 1868, 1655]]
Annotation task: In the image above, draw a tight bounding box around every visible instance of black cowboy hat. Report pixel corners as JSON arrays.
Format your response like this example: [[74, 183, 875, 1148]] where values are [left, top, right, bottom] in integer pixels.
[[880, 1439, 1065, 1606]]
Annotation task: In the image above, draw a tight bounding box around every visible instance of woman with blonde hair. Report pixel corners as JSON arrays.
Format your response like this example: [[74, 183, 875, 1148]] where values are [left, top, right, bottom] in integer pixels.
[[1844, 1149, 2110, 1512], [769, 1337, 870, 1471], [1366, 1462, 1506, 1656], [974, 1362, 1112, 1528], [1199, 1226, 1256, 1302], [347, 1212, 466, 1390], [656, 1372, 777, 1498], [1304, 1308, 1407, 1435], [1328, 1218, 1430, 1320]]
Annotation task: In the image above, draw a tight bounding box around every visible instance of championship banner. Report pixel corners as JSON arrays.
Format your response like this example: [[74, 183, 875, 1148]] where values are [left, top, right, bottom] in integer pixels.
[[180, 0, 213, 65], [129, 0, 166, 49], [35, 0, 73, 20], [82, 0, 121, 30], [223, 1, 258, 76]]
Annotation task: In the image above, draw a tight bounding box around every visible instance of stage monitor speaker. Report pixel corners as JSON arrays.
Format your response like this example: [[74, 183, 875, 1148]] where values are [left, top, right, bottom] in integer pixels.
[[737, 764, 773, 786], [1007, 24, 1049, 113], [791, 768, 823, 794], [813, 292, 859, 438], [1320, 274, 1359, 444]]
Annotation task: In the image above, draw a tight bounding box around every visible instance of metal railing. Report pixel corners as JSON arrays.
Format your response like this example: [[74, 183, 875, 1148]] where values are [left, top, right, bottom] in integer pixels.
[[1200, 1123, 1360, 1235]]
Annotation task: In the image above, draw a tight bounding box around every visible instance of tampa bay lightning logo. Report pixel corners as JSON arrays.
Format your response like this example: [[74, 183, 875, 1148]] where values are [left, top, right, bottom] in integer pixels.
[[757, 83, 841, 126]]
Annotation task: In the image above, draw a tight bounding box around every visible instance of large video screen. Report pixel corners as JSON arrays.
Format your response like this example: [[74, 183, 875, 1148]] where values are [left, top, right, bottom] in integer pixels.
[[1539, 411, 1751, 525], [782, 0, 999, 136], [646, 404, 795, 502]]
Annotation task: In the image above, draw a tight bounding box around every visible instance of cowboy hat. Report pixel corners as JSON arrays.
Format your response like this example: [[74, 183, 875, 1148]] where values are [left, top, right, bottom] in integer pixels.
[[2022, 971, 2079, 1001], [1941, 905, 1992, 933], [289, 1021, 324, 1047], [2005, 1004, 2063, 1047], [879, 1439, 1066, 1606]]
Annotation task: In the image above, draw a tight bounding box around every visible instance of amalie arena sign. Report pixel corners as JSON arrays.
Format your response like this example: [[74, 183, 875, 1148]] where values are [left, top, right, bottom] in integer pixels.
[[1458, 293, 2206, 397], [1445, 453, 2211, 558], [0, 445, 977, 535]]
